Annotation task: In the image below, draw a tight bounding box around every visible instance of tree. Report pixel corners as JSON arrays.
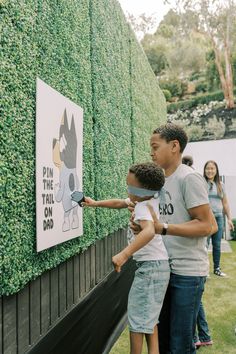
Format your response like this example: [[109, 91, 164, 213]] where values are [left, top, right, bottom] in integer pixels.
[[205, 50, 221, 91], [142, 9, 208, 79], [125, 12, 159, 40], [145, 47, 169, 75], [142, 35, 170, 75], [170, 0, 236, 108]]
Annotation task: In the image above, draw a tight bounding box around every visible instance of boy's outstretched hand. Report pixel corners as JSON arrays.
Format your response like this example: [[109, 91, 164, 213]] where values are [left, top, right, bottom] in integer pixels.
[[81, 197, 97, 207], [112, 251, 129, 273]]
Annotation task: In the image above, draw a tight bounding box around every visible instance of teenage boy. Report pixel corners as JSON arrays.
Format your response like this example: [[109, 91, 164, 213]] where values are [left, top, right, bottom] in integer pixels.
[[145, 123, 218, 354]]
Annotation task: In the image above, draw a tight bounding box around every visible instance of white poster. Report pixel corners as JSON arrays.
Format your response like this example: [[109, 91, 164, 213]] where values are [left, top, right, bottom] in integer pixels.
[[36, 78, 83, 252]]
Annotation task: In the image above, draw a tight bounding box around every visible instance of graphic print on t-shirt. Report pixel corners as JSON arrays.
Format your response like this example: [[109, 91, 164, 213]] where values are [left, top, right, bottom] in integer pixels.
[[159, 189, 174, 219]]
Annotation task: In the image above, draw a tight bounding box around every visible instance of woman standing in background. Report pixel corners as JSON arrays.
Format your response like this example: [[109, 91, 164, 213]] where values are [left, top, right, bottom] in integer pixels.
[[203, 160, 234, 277]]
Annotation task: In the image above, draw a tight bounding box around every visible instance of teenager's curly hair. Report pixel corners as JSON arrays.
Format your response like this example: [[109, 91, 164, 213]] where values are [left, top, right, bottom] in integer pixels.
[[153, 123, 188, 153], [129, 162, 165, 190]]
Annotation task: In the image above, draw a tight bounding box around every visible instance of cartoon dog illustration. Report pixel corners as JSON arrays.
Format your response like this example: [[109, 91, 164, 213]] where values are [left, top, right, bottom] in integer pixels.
[[52, 109, 79, 231]]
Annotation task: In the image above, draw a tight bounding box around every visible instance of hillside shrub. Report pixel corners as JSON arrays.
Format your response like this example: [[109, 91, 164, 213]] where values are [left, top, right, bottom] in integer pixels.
[[159, 77, 186, 98], [228, 119, 236, 132], [195, 81, 208, 93], [204, 116, 225, 139], [162, 89, 172, 101], [185, 125, 205, 141], [231, 219, 236, 240], [167, 90, 234, 113]]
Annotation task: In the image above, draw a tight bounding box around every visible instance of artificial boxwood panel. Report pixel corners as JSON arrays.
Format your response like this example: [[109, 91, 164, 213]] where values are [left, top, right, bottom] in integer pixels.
[[0, 0, 95, 295], [0, 0, 166, 295], [35, 0, 96, 248], [130, 31, 167, 162], [90, 0, 133, 237]]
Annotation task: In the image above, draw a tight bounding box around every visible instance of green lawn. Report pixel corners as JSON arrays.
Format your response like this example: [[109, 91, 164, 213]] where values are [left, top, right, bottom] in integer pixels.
[[110, 241, 236, 354]]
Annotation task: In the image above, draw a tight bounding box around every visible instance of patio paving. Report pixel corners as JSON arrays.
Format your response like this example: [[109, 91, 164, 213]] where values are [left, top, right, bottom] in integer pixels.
[[208, 239, 233, 253]]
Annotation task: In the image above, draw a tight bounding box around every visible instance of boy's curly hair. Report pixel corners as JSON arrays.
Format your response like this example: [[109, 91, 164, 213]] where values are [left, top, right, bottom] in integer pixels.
[[129, 162, 165, 191], [153, 123, 188, 153]]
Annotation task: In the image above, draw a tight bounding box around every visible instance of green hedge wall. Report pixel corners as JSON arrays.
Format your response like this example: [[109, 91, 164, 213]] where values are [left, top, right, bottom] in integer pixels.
[[90, 0, 132, 237], [0, 0, 166, 295], [130, 32, 167, 162]]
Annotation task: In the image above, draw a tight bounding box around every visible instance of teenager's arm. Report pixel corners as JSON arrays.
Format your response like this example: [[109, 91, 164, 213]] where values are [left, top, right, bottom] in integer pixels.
[[112, 220, 155, 272], [83, 197, 128, 209], [222, 195, 234, 230], [147, 203, 218, 238]]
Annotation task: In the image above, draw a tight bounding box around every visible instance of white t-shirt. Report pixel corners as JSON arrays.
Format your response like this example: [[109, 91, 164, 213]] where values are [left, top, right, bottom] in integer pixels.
[[126, 198, 168, 262], [159, 164, 209, 276]]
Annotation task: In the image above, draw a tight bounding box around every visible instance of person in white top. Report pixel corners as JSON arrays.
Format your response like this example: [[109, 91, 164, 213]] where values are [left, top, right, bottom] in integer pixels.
[[204, 160, 234, 276], [83, 162, 170, 354]]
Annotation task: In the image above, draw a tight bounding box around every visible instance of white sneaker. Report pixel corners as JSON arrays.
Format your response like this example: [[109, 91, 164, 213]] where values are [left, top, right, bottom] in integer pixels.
[[214, 268, 227, 277]]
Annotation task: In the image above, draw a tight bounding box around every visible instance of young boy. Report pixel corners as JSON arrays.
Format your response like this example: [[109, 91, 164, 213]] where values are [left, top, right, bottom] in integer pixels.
[[83, 162, 170, 354]]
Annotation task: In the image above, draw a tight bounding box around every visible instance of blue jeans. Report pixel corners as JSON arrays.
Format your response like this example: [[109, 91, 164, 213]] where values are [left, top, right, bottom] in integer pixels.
[[208, 215, 224, 270], [194, 301, 211, 342], [158, 273, 206, 354]]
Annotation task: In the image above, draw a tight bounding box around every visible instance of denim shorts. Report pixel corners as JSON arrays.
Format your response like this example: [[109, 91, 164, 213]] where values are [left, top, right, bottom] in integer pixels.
[[128, 259, 170, 334]]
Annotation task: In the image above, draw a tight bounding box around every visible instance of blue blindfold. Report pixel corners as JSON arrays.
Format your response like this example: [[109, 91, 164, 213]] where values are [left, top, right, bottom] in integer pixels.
[[127, 185, 160, 198]]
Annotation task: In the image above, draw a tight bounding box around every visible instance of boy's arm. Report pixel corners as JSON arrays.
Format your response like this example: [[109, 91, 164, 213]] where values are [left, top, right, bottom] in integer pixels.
[[83, 197, 129, 209], [112, 220, 155, 272], [147, 203, 217, 237]]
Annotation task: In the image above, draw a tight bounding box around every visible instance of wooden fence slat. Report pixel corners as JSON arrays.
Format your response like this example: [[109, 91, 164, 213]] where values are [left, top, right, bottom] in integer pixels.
[[66, 259, 74, 309], [0, 297, 3, 354], [17, 285, 30, 353], [104, 236, 108, 275], [30, 278, 41, 346], [95, 240, 101, 284], [79, 252, 86, 297], [112, 232, 116, 262], [122, 228, 127, 248], [108, 234, 112, 273], [120, 228, 124, 251], [118, 229, 121, 251], [73, 255, 80, 304], [120, 229, 123, 249], [121, 228, 124, 248], [101, 238, 105, 278], [58, 262, 67, 317], [85, 249, 90, 293], [112, 229, 120, 255], [3, 295, 17, 354], [50, 267, 59, 325], [90, 245, 96, 289], [114, 230, 118, 256], [41, 272, 50, 335]]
